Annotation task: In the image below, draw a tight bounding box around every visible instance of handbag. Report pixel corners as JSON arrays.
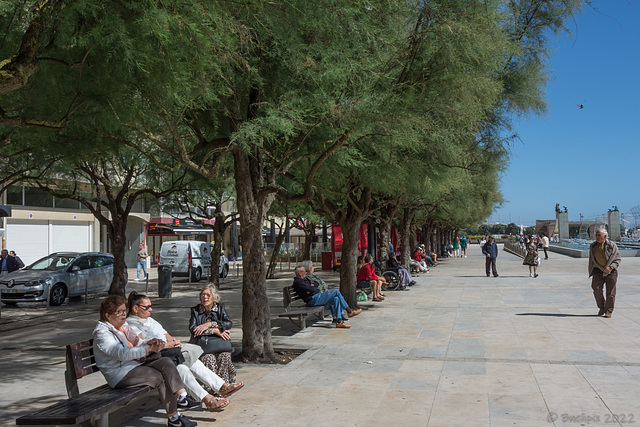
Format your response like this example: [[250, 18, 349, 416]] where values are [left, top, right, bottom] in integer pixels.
[[160, 347, 186, 366], [197, 335, 233, 355], [136, 351, 161, 363], [356, 290, 368, 302]]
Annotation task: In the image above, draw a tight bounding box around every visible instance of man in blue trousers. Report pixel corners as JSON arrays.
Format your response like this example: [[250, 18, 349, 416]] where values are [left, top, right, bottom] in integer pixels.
[[292, 265, 360, 328]]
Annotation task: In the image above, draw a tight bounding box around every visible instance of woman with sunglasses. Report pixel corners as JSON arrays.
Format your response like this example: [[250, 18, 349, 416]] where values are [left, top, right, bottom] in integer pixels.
[[126, 291, 243, 411], [93, 295, 197, 427]]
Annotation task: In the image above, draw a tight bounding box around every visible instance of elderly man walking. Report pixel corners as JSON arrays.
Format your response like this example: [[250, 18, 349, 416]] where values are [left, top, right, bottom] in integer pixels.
[[482, 236, 499, 277], [589, 228, 621, 318]]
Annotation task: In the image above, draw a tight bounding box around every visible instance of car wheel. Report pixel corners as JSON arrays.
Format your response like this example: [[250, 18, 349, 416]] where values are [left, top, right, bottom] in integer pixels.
[[49, 283, 67, 306], [220, 264, 229, 279], [191, 267, 202, 282]]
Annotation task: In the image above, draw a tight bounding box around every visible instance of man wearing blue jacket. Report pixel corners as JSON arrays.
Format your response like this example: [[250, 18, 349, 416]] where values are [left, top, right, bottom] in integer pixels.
[[482, 236, 499, 277]]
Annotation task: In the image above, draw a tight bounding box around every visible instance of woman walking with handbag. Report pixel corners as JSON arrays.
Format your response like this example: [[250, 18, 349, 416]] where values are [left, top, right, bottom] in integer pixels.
[[523, 236, 539, 278], [189, 285, 238, 385]]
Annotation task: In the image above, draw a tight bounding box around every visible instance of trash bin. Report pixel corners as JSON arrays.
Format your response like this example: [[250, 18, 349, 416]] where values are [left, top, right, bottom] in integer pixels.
[[158, 265, 172, 298]]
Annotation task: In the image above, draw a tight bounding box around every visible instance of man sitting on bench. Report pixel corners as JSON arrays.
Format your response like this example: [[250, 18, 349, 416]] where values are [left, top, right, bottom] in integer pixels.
[[292, 265, 360, 328]]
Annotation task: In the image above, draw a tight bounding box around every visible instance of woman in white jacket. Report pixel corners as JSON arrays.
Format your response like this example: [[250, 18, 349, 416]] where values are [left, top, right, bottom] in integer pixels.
[[93, 295, 197, 427], [126, 292, 243, 410]]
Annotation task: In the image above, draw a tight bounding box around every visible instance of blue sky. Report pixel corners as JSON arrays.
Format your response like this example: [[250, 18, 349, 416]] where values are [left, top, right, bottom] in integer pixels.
[[488, 0, 640, 227]]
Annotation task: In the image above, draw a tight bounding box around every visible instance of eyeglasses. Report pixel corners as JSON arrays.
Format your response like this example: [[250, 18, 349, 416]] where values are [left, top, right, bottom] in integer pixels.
[[115, 309, 127, 316], [137, 304, 152, 311]]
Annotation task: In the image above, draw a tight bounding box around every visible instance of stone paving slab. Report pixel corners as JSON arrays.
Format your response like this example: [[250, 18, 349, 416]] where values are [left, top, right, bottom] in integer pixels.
[[2, 245, 640, 426]]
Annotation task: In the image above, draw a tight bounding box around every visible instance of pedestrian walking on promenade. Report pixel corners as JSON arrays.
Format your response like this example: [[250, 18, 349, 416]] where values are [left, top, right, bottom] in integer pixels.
[[482, 236, 499, 277], [136, 243, 148, 281], [522, 236, 539, 278], [588, 228, 621, 318], [541, 233, 550, 259]]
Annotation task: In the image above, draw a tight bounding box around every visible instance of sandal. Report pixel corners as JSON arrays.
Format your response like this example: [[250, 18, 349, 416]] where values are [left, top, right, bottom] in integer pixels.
[[219, 382, 244, 398], [372, 297, 383, 302], [204, 396, 230, 411]]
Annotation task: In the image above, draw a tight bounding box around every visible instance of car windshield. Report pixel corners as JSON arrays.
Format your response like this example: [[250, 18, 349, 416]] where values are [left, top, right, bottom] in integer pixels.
[[27, 255, 77, 271]]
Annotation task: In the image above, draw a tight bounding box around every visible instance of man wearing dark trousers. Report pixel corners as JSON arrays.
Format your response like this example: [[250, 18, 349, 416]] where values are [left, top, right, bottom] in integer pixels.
[[588, 228, 621, 318], [482, 236, 499, 277]]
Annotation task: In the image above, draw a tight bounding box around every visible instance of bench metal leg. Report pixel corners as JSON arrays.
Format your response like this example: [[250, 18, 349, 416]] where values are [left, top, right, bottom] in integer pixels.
[[91, 413, 108, 427], [298, 315, 306, 329]]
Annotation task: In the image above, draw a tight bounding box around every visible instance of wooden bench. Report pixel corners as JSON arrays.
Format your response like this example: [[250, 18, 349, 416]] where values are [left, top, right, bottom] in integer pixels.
[[16, 339, 153, 426], [278, 285, 326, 329]]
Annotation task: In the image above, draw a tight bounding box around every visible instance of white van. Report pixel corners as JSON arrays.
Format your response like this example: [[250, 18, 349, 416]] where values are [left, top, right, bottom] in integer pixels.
[[158, 241, 229, 282]]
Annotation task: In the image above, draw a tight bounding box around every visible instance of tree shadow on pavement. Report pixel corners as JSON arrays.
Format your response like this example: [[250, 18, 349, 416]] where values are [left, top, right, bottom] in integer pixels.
[[516, 313, 600, 317]]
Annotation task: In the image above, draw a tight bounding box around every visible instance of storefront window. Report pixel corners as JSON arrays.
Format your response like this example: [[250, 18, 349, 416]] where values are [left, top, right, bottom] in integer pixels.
[[5, 185, 23, 205], [24, 187, 53, 207], [54, 197, 80, 209]]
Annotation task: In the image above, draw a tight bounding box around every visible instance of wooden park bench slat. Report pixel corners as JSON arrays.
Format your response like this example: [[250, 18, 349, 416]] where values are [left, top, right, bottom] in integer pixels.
[[278, 285, 325, 329], [16, 339, 154, 427]]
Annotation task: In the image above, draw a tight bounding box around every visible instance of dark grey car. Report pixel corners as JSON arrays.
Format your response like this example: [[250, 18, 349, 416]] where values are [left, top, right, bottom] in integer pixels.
[[0, 252, 114, 306]]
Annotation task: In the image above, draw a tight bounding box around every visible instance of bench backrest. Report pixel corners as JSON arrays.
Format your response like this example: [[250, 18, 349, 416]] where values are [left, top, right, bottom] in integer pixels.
[[65, 339, 99, 398], [282, 285, 303, 310]]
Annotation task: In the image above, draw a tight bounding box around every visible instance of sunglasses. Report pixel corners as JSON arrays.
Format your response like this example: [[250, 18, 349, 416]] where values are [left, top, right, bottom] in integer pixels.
[[137, 304, 152, 311]]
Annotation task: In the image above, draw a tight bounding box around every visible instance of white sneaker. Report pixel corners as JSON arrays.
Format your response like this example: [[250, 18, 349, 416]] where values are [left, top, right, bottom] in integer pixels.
[[134, 278, 140, 281], [529, 273, 533, 278]]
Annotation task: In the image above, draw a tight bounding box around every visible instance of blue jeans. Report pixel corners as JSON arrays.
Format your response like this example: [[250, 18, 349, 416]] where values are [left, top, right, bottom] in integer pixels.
[[308, 290, 349, 320], [137, 261, 147, 279]]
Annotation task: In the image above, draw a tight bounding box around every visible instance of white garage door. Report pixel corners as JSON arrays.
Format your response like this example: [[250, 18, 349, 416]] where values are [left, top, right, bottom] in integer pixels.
[[52, 221, 91, 253], [5, 220, 49, 266], [5, 220, 92, 266]]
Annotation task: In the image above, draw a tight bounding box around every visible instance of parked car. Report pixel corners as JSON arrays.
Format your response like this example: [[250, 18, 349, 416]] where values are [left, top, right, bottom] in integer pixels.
[[0, 252, 115, 306], [158, 241, 229, 282]]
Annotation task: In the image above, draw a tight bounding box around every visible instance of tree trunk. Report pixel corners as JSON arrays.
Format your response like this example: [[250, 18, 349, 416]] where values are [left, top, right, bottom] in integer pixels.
[[266, 219, 288, 279], [338, 217, 362, 308], [400, 208, 413, 267], [302, 222, 315, 260], [378, 204, 398, 262], [209, 201, 226, 287], [233, 148, 275, 362], [108, 218, 129, 296]]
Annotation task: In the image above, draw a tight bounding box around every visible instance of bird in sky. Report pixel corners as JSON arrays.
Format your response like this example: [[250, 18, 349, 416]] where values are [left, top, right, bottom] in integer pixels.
[[576, 99, 586, 109]]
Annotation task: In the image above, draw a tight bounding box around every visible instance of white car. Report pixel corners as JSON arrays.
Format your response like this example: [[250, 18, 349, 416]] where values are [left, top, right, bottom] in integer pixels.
[[158, 241, 229, 282]]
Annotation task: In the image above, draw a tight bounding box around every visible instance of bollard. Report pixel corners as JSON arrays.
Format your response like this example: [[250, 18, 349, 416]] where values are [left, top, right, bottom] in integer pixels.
[[46, 282, 51, 309], [145, 273, 149, 293], [85, 279, 88, 304], [188, 266, 192, 285]]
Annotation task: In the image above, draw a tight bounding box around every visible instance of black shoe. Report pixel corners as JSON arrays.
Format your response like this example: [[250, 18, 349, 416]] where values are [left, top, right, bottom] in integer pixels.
[[493, 274, 499, 277], [177, 395, 201, 411], [169, 414, 197, 427], [409, 281, 416, 286]]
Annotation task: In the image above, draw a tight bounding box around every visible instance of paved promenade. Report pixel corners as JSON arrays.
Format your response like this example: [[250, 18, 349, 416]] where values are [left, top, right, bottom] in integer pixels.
[[2, 245, 640, 426]]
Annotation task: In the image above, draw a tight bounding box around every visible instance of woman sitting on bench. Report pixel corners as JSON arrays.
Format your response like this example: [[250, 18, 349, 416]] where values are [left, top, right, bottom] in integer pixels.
[[93, 295, 197, 427], [126, 291, 243, 411], [188, 285, 238, 385], [357, 254, 384, 301]]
